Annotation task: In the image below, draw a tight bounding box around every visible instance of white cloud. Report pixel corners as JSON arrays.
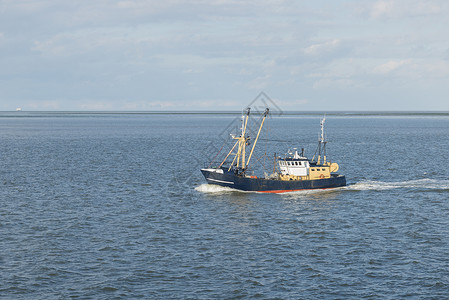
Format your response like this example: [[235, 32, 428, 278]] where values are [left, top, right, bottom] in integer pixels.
[[1, 0, 449, 110], [373, 59, 411, 74], [367, 0, 443, 19], [370, 0, 394, 18], [247, 74, 272, 90], [408, 60, 449, 82], [304, 39, 341, 56]]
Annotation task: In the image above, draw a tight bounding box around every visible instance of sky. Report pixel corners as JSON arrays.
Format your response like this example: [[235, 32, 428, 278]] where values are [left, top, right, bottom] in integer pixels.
[[1, 0, 449, 111]]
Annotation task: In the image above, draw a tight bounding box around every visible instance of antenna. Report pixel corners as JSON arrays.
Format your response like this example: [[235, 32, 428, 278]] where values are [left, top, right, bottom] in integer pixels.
[[320, 116, 326, 144]]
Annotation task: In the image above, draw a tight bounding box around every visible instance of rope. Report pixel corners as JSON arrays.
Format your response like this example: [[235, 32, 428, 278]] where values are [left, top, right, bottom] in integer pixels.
[[207, 140, 226, 169]]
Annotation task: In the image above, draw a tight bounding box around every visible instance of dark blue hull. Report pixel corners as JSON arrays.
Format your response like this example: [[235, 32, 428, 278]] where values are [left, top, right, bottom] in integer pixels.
[[201, 168, 346, 193]]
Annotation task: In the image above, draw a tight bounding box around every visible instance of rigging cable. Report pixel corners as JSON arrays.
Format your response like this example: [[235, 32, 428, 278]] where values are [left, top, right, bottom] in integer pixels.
[[207, 140, 227, 169]]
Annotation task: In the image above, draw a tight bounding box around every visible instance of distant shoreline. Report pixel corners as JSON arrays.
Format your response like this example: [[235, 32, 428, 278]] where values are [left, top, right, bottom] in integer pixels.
[[2, 111, 449, 116]]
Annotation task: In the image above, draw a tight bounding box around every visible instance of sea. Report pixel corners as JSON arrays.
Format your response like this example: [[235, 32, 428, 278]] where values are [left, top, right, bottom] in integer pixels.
[[1, 111, 449, 299]]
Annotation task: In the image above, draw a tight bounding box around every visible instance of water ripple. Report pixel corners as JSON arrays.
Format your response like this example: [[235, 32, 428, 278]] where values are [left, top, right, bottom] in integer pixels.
[[1, 113, 449, 299]]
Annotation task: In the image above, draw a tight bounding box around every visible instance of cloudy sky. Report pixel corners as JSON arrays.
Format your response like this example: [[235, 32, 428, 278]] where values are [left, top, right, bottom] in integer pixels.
[[1, 0, 449, 111]]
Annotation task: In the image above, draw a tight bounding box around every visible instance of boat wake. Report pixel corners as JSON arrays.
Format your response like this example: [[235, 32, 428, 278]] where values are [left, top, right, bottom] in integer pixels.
[[280, 187, 345, 196], [195, 184, 244, 194], [196, 179, 449, 196], [345, 179, 449, 191]]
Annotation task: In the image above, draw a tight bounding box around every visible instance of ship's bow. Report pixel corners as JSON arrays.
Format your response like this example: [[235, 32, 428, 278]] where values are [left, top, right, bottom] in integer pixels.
[[200, 168, 236, 188]]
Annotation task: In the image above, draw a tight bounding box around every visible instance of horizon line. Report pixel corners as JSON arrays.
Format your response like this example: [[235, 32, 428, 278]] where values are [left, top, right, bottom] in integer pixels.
[[2, 110, 449, 115]]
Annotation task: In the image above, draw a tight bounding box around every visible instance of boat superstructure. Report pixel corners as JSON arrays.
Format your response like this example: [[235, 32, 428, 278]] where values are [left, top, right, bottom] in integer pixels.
[[200, 108, 346, 193]]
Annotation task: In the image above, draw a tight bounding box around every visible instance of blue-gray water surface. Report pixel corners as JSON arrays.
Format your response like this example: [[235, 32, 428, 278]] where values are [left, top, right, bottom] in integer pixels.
[[1, 112, 449, 299]]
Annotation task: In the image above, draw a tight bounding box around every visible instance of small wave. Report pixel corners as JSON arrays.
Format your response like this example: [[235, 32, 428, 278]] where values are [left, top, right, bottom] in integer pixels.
[[195, 184, 243, 193], [346, 179, 449, 191], [281, 187, 345, 196]]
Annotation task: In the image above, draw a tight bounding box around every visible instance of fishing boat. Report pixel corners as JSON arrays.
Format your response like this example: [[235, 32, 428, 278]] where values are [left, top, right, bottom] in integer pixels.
[[200, 107, 346, 193]]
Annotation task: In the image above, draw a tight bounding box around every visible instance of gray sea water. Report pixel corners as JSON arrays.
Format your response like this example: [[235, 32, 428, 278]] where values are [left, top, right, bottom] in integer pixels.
[[1, 111, 449, 299]]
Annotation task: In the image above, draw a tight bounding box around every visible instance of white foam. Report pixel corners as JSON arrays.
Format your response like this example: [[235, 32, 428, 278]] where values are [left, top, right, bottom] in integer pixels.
[[277, 186, 348, 200], [195, 184, 243, 193], [281, 187, 344, 196], [345, 179, 449, 191]]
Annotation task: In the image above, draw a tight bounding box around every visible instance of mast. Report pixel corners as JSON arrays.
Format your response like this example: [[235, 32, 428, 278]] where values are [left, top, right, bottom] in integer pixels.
[[246, 108, 269, 170], [231, 107, 250, 171], [225, 107, 270, 173], [317, 116, 326, 165]]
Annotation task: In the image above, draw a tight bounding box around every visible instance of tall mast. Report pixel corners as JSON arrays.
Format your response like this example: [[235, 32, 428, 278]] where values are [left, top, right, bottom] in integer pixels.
[[317, 116, 326, 164], [246, 108, 269, 169], [234, 107, 250, 169]]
